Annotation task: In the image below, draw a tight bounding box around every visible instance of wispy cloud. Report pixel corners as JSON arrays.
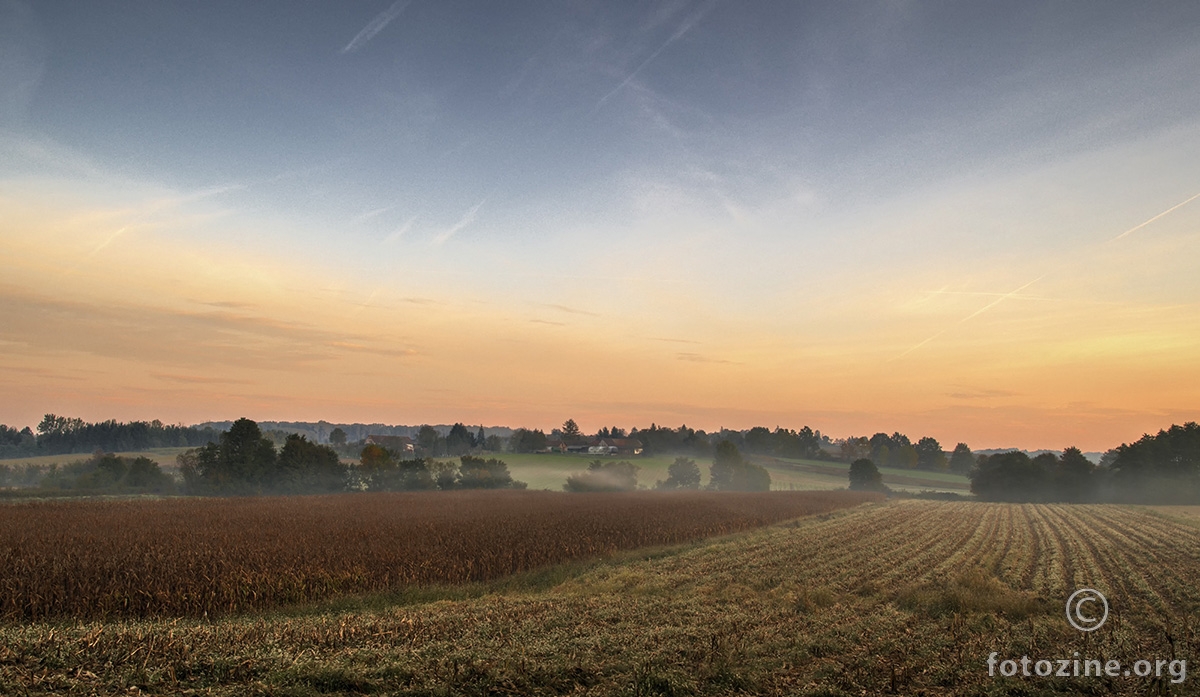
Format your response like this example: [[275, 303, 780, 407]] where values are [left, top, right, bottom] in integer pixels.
[[431, 199, 485, 245], [328, 341, 418, 358], [676, 352, 735, 364], [543, 303, 599, 316], [0, 285, 404, 370], [199, 300, 254, 309], [1109, 190, 1200, 242], [80, 183, 244, 258], [341, 0, 413, 54], [947, 388, 1019, 400], [152, 373, 252, 385]]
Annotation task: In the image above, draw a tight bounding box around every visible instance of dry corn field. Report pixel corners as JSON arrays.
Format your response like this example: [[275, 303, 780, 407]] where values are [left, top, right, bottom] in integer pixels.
[[0, 490, 879, 621], [4, 500, 1200, 695]]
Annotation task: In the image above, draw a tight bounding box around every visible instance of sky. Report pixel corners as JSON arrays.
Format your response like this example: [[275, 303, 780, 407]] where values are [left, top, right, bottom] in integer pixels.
[[1, 1, 1198, 451]]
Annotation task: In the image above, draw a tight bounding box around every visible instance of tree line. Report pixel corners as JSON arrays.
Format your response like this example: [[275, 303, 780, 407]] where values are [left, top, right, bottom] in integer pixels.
[[176, 419, 774, 496], [838, 432, 975, 473], [0, 452, 176, 496], [179, 418, 529, 495], [0, 415, 218, 458], [970, 423, 1200, 503]]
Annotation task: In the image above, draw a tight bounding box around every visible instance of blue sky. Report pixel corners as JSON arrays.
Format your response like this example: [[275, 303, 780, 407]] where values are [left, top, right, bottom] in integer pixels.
[[2, 1, 1199, 449]]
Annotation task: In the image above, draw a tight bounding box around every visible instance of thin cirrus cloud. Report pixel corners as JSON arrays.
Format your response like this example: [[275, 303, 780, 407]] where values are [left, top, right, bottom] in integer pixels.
[[151, 373, 253, 385], [0, 285, 411, 370], [340, 0, 413, 54], [676, 352, 736, 364], [431, 199, 485, 246]]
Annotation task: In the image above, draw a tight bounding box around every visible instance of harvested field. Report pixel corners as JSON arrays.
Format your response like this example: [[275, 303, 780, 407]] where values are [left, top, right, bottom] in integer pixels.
[[3, 500, 1198, 695], [0, 490, 878, 621]]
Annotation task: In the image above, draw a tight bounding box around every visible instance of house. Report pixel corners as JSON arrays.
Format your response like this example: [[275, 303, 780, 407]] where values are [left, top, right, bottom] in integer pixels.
[[588, 438, 643, 456], [364, 435, 415, 454], [543, 439, 591, 454], [542, 440, 569, 454]]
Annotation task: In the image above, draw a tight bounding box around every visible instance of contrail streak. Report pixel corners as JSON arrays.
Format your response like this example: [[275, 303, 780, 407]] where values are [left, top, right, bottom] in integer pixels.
[[891, 329, 947, 361], [891, 276, 1044, 361], [90, 226, 129, 256], [384, 215, 417, 243], [957, 276, 1043, 322], [595, 0, 716, 110], [431, 199, 485, 245], [1110, 190, 1200, 242], [341, 0, 412, 54]]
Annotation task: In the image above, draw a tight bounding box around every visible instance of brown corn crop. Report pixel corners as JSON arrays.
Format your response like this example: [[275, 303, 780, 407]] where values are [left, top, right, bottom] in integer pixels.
[[0, 489, 879, 621]]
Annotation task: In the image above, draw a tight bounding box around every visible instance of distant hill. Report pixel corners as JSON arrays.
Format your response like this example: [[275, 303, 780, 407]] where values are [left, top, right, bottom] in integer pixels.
[[194, 421, 514, 445]]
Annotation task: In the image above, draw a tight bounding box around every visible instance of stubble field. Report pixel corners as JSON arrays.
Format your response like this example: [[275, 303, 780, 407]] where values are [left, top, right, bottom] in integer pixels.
[[2, 499, 1198, 696]]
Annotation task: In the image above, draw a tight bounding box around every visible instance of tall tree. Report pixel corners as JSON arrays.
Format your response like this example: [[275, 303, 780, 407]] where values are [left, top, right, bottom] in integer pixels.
[[509, 428, 547, 453], [1054, 446, 1096, 502], [915, 436, 946, 471], [277, 434, 345, 492], [970, 451, 1049, 502], [446, 423, 475, 456], [561, 419, 583, 444], [416, 425, 443, 456], [709, 440, 771, 492], [656, 457, 701, 490], [948, 443, 975, 474], [848, 458, 885, 492], [180, 418, 277, 494]]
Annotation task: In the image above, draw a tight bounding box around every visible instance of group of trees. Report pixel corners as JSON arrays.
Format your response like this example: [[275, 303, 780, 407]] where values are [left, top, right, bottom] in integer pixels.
[[559, 441, 771, 493], [415, 423, 490, 457], [650, 442, 771, 492], [970, 423, 1200, 504], [357, 446, 526, 492], [1106, 422, 1200, 502], [627, 424, 713, 457], [508, 428, 549, 453], [39, 452, 176, 494], [179, 419, 345, 495], [708, 441, 772, 491], [741, 426, 824, 460], [0, 415, 218, 458], [839, 432, 973, 473], [971, 447, 1099, 502], [564, 460, 641, 492], [179, 418, 530, 495]]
